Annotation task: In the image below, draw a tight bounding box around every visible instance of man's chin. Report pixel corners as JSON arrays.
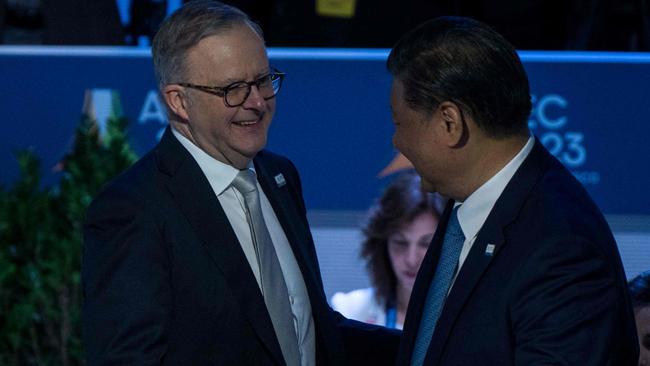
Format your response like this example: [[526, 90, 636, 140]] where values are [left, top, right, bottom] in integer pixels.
[[419, 178, 437, 193]]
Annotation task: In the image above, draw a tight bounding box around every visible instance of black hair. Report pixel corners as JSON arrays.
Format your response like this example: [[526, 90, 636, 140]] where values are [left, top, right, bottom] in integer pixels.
[[387, 16, 532, 138]]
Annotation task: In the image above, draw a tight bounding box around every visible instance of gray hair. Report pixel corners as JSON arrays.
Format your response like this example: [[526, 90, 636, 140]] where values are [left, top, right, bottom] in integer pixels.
[[151, 0, 263, 90]]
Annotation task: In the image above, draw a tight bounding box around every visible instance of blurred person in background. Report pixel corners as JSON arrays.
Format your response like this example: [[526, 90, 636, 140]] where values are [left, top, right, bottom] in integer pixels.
[[332, 171, 445, 330], [629, 270, 650, 366]]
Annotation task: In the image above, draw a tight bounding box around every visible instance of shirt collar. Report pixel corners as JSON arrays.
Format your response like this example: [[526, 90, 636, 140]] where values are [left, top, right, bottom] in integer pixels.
[[456, 136, 535, 241], [172, 128, 255, 195]]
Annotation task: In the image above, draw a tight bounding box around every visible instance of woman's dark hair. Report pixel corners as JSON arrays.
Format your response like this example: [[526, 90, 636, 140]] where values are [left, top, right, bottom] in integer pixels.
[[629, 270, 650, 309], [360, 171, 445, 307]]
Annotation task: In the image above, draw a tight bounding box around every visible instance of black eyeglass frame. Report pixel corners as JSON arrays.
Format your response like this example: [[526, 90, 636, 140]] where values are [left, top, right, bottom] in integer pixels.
[[177, 68, 285, 107]]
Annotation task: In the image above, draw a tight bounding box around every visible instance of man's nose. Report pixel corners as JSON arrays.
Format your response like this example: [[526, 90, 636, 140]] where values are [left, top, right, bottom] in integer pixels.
[[243, 85, 265, 109]]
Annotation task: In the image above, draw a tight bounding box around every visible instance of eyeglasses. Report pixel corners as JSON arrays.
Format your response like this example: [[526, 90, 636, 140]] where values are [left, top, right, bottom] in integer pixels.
[[178, 68, 285, 107]]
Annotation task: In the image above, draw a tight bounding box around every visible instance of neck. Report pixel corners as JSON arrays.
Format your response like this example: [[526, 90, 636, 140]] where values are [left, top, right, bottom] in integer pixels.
[[395, 283, 411, 312], [394, 284, 411, 326], [171, 120, 251, 169], [449, 133, 528, 201]]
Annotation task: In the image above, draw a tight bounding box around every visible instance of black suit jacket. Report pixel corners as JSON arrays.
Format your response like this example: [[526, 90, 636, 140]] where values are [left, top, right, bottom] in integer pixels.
[[397, 140, 638, 365], [82, 128, 398, 365]]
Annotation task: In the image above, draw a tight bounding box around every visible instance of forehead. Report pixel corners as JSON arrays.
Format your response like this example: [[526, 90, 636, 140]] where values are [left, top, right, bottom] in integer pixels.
[[185, 24, 269, 82], [391, 210, 435, 231], [390, 78, 429, 121]]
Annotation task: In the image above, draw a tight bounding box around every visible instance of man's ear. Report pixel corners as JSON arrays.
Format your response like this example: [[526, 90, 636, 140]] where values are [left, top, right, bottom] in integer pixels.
[[163, 85, 190, 121], [438, 101, 466, 147]]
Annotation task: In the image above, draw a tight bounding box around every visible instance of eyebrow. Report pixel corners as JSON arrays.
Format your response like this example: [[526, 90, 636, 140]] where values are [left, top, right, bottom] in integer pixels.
[[217, 69, 271, 86], [419, 233, 435, 241], [388, 232, 407, 240]]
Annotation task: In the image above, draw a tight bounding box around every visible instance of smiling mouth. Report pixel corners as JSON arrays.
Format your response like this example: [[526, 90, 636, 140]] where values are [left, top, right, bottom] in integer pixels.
[[232, 113, 264, 127], [233, 120, 259, 126]]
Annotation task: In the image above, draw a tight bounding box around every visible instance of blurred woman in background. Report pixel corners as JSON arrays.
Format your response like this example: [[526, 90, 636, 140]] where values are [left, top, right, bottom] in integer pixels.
[[331, 171, 445, 329]]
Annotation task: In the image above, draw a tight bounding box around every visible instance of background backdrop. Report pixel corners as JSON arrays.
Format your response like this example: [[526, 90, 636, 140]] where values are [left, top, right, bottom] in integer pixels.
[[1, 47, 649, 298]]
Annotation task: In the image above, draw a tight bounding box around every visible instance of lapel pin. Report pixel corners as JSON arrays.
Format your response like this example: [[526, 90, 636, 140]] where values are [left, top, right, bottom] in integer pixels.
[[274, 173, 286, 187], [485, 244, 496, 256]]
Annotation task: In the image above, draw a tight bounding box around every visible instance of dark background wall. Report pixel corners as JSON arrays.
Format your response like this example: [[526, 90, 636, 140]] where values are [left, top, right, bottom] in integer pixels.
[[1, 0, 648, 50]]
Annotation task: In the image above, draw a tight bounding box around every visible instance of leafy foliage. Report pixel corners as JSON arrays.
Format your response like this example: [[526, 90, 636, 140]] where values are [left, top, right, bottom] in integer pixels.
[[0, 114, 137, 365]]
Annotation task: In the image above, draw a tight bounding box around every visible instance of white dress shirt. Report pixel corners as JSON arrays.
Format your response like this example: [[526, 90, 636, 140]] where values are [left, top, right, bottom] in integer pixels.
[[172, 129, 315, 366], [452, 137, 535, 283], [331, 288, 404, 330]]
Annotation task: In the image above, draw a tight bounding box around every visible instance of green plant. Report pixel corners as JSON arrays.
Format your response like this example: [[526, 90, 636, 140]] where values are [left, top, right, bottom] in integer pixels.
[[0, 112, 137, 365]]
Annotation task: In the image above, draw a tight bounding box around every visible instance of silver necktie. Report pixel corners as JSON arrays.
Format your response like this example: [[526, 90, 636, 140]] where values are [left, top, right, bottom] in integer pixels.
[[232, 169, 301, 366]]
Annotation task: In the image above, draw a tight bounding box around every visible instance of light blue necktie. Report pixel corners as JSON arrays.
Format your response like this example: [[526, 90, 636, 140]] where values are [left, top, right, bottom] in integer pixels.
[[411, 205, 465, 366]]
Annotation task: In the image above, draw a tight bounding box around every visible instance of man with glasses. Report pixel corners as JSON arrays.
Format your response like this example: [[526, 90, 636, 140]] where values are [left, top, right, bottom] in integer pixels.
[[82, 1, 399, 365]]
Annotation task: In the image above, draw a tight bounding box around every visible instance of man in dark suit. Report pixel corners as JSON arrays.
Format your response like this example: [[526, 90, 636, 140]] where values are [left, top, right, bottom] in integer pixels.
[[386, 16, 639, 365], [81, 1, 398, 365]]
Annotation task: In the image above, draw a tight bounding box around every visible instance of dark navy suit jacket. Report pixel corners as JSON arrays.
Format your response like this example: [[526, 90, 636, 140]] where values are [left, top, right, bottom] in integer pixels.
[[397, 140, 638, 366], [82, 128, 399, 365]]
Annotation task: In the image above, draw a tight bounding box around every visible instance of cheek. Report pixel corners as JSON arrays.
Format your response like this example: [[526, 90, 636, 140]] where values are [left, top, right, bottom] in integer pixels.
[[392, 128, 410, 155], [387, 247, 404, 268], [391, 130, 401, 148], [263, 108, 275, 126], [193, 107, 234, 133], [416, 247, 429, 263], [262, 100, 276, 122]]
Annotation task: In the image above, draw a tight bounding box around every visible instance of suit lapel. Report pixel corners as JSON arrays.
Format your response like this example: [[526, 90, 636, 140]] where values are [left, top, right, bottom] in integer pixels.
[[254, 156, 323, 295], [396, 200, 454, 366], [155, 129, 286, 366], [254, 153, 345, 365], [422, 209, 506, 365], [418, 139, 552, 365]]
